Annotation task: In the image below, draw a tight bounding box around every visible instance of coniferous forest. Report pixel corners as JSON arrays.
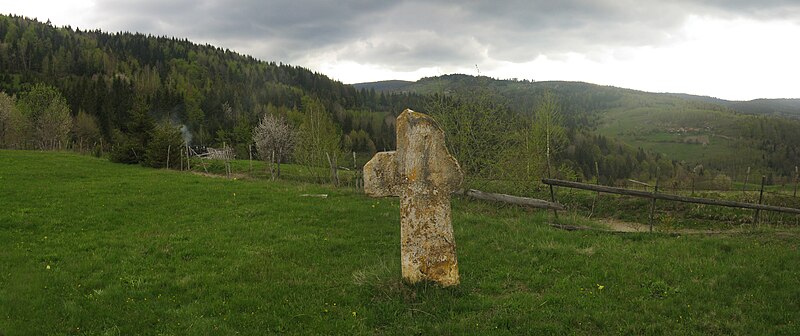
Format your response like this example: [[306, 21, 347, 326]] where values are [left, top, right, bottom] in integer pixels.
[[0, 15, 423, 159]]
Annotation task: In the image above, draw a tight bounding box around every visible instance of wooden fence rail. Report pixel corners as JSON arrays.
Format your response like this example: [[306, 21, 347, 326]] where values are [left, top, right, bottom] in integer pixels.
[[461, 189, 565, 211], [542, 178, 800, 215]]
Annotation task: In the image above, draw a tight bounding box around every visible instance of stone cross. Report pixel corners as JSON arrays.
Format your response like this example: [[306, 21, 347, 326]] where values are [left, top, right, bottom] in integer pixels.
[[363, 109, 464, 286]]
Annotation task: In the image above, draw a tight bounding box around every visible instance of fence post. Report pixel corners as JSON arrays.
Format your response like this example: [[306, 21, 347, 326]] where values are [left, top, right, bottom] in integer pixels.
[[186, 144, 191, 171], [546, 149, 559, 221], [222, 142, 231, 178], [548, 184, 559, 221], [325, 152, 339, 186], [742, 167, 751, 195], [352, 151, 359, 190], [271, 150, 276, 180], [754, 175, 766, 225], [794, 166, 798, 198], [589, 161, 600, 218], [166, 144, 171, 170], [249, 144, 253, 174], [649, 168, 660, 232]]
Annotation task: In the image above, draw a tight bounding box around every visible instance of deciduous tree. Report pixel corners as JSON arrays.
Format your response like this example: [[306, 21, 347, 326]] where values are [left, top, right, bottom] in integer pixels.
[[427, 80, 514, 179], [295, 96, 343, 184], [73, 109, 101, 151], [16, 84, 72, 150], [253, 112, 295, 179], [0, 92, 29, 148], [528, 90, 567, 178]]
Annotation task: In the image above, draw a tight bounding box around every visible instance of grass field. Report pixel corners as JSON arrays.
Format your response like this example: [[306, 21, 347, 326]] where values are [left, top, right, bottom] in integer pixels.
[[2, 150, 800, 334], [596, 105, 762, 171]]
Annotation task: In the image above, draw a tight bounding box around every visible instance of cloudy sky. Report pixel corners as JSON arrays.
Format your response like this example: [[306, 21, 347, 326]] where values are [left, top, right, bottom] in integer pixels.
[[3, 0, 800, 100]]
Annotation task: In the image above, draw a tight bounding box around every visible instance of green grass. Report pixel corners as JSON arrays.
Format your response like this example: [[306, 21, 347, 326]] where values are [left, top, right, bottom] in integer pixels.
[[2, 150, 800, 334], [555, 187, 800, 230], [464, 177, 800, 231], [189, 156, 360, 187], [596, 105, 761, 169]]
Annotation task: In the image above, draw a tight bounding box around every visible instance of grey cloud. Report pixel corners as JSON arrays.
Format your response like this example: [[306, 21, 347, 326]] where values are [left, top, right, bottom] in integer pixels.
[[87, 0, 800, 71], [337, 33, 485, 71]]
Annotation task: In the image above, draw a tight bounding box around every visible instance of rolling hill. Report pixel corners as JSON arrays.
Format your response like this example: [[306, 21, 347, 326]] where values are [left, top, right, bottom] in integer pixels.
[[350, 80, 414, 92], [357, 75, 800, 180], [670, 94, 800, 119]]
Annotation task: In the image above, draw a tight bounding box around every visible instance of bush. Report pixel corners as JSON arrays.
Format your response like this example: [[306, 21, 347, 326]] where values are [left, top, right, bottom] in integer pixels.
[[109, 130, 142, 164]]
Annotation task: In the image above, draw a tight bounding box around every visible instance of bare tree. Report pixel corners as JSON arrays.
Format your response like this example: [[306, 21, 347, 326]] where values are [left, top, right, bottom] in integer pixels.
[[253, 113, 295, 179]]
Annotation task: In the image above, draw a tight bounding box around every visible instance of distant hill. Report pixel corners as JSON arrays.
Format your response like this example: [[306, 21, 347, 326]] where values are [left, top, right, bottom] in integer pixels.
[[670, 94, 800, 119], [727, 99, 800, 118], [368, 74, 800, 178], [352, 80, 413, 92], [360, 76, 800, 119]]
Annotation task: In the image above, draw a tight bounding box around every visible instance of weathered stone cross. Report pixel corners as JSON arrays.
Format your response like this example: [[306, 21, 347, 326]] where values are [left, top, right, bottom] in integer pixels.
[[363, 109, 464, 286]]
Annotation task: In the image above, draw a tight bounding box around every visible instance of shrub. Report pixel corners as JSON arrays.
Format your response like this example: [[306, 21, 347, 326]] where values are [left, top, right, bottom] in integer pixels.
[[109, 130, 142, 164]]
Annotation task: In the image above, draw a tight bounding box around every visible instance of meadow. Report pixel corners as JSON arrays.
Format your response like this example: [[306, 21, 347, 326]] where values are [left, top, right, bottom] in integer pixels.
[[1, 150, 799, 335], [596, 105, 760, 168]]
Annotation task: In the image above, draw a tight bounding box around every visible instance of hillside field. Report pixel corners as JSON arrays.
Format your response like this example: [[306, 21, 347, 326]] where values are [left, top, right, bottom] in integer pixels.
[[595, 103, 759, 170], [1, 151, 799, 334]]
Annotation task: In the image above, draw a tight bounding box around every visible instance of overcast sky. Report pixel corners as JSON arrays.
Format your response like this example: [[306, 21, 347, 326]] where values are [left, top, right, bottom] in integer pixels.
[[3, 0, 800, 100]]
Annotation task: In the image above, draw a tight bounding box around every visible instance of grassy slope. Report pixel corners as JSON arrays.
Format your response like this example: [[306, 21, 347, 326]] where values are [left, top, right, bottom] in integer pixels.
[[595, 103, 760, 167], [1, 151, 799, 335]]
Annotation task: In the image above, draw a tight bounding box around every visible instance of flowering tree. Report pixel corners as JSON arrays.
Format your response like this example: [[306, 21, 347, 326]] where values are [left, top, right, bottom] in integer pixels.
[[253, 113, 295, 179]]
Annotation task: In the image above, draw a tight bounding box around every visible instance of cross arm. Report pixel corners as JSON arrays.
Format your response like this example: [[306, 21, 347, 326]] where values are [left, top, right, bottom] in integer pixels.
[[363, 151, 402, 197]]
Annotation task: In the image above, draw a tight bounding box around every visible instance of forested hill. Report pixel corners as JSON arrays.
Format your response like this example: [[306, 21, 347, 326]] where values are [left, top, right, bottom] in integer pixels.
[[358, 74, 800, 182], [4, 14, 800, 186], [0, 14, 423, 151], [667, 94, 800, 119], [357, 75, 800, 119]]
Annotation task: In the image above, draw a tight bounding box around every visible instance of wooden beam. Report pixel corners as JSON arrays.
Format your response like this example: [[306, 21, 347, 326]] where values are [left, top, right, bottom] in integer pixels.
[[462, 189, 565, 211], [628, 179, 652, 188], [542, 178, 800, 215]]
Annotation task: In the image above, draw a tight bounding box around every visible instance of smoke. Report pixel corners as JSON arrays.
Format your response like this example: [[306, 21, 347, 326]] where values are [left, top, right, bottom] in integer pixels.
[[180, 125, 193, 144]]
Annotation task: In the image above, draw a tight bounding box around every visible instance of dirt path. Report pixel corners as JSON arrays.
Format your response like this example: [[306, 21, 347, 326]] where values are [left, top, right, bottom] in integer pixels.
[[594, 218, 745, 235], [597, 218, 648, 232]]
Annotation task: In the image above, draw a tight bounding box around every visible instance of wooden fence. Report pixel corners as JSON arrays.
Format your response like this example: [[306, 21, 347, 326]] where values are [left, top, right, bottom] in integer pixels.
[[542, 177, 800, 230], [461, 189, 564, 211]]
